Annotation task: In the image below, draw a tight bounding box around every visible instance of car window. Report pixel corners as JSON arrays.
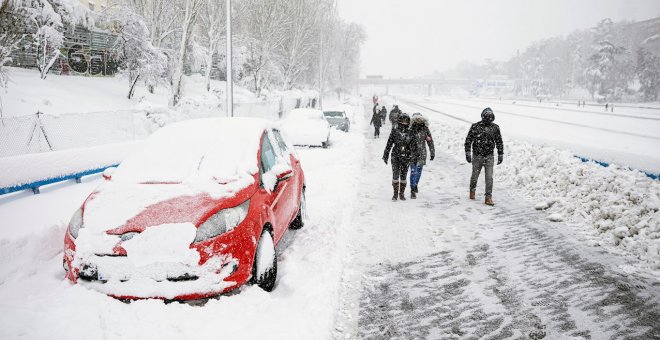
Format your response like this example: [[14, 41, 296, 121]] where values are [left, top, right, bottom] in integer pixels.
[[260, 133, 278, 173], [272, 129, 290, 154]]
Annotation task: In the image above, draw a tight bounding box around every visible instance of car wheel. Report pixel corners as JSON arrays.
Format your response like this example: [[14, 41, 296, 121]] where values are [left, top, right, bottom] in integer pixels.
[[252, 229, 277, 292], [290, 189, 306, 229], [322, 137, 329, 149]]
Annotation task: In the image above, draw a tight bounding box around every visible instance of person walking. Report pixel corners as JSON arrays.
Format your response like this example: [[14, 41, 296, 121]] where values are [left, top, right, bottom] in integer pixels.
[[379, 106, 388, 126], [383, 113, 419, 201], [464, 107, 504, 206], [389, 104, 402, 127], [370, 106, 383, 138], [409, 113, 435, 199]]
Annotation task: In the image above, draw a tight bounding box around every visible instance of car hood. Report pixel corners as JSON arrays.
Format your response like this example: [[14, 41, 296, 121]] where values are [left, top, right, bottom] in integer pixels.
[[82, 175, 258, 235]]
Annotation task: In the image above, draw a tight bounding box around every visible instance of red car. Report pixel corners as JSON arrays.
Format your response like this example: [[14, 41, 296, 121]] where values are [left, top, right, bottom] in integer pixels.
[[63, 118, 306, 300]]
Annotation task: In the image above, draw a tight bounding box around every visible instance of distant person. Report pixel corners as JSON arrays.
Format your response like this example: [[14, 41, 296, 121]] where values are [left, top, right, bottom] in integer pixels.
[[370, 106, 383, 138], [389, 104, 402, 127], [373, 94, 379, 106], [379, 106, 388, 126], [611, 104, 614, 112], [383, 113, 419, 201], [605, 103, 609, 111], [409, 113, 435, 199], [464, 107, 504, 206]]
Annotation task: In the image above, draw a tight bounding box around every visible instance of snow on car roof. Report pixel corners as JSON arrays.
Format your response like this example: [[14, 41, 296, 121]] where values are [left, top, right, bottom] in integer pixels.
[[113, 118, 271, 184], [286, 108, 324, 120]]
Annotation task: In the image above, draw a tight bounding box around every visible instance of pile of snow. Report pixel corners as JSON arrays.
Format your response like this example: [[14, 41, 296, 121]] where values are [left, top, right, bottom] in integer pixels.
[[429, 120, 660, 266], [0, 141, 138, 189], [114, 118, 267, 185]]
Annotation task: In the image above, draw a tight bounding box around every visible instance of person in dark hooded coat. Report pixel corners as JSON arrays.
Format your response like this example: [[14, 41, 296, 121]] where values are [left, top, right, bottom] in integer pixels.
[[408, 113, 435, 199], [370, 105, 383, 138], [464, 107, 504, 206], [389, 105, 402, 127], [383, 113, 419, 201]]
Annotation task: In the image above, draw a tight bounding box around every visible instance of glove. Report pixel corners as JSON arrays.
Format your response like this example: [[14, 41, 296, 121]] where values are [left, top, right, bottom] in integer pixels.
[[497, 154, 503, 165], [465, 153, 472, 163], [383, 155, 388, 164], [430, 154, 435, 161]]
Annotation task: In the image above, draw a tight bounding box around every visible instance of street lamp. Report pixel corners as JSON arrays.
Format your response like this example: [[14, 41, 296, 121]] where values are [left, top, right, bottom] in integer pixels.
[[226, 0, 233, 117]]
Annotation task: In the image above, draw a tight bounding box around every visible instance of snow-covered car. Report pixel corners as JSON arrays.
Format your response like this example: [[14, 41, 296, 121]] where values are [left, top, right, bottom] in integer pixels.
[[63, 118, 306, 300], [281, 108, 331, 148], [323, 110, 350, 132]]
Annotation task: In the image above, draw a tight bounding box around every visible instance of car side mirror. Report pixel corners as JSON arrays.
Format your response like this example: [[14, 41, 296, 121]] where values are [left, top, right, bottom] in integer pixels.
[[102, 167, 116, 181]]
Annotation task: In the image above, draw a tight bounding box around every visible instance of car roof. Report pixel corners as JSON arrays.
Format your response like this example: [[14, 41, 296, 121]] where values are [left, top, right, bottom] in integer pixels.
[[113, 118, 272, 184]]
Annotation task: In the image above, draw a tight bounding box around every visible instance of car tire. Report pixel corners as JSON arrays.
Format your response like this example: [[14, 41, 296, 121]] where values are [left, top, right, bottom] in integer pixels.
[[252, 229, 277, 292], [290, 189, 306, 230], [322, 137, 329, 149]]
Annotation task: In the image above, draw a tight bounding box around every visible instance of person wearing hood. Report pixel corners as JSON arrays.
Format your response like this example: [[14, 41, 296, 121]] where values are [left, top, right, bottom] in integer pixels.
[[408, 113, 435, 199], [370, 104, 383, 138], [389, 105, 402, 127], [464, 107, 504, 206], [383, 113, 419, 201]]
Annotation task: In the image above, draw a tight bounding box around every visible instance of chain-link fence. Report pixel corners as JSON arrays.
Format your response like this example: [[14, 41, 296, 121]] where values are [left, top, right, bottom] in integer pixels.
[[0, 99, 309, 158]]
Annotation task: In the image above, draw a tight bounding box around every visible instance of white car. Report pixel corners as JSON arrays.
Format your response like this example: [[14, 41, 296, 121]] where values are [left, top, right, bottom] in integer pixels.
[[281, 108, 331, 148]]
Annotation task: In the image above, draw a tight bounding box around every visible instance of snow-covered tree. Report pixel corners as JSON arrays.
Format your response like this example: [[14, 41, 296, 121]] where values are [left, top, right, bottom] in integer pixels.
[[235, 0, 288, 96], [24, 0, 93, 79], [195, 0, 225, 92], [104, 5, 166, 99], [169, 0, 204, 106], [636, 47, 660, 101], [278, 0, 321, 90]]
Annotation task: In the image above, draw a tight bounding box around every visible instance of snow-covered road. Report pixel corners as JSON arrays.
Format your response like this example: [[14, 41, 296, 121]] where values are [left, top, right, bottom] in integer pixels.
[[1, 98, 659, 339], [334, 102, 660, 339]]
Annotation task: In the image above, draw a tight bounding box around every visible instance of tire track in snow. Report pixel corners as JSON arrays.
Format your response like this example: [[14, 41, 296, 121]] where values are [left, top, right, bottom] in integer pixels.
[[336, 103, 660, 339]]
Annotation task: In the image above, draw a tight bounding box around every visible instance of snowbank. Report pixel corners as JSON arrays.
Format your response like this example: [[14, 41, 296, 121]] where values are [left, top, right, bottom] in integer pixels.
[[429, 120, 660, 266]]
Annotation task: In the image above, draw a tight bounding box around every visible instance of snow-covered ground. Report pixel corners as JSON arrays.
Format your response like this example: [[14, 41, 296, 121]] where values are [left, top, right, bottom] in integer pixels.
[[401, 95, 660, 174], [0, 101, 366, 339], [1, 97, 659, 339]]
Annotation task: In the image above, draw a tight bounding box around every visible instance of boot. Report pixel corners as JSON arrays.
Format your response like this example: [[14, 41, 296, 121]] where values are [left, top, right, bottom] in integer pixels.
[[469, 191, 475, 200], [411, 187, 417, 199], [399, 183, 406, 201], [392, 183, 398, 201], [485, 196, 494, 206]]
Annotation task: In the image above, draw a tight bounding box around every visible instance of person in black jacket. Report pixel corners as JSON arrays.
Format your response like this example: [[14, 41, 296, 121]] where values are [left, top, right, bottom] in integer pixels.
[[370, 105, 383, 138], [383, 113, 419, 201], [464, 107, 504, 206], [389, 105, 402, 127]]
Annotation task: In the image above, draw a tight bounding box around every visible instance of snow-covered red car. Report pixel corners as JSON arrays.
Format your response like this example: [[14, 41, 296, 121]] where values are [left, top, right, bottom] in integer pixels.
[[63, 118, 306, 300], [280, 108, 331, 148]]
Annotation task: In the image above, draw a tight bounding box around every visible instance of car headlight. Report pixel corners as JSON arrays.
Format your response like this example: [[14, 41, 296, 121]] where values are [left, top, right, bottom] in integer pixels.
[[194, 200, 250, 242], [69, 208, 84, 239]]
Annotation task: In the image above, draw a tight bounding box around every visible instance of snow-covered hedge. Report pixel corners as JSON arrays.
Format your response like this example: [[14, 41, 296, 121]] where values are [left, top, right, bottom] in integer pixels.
[[432, 121, 660, 266]]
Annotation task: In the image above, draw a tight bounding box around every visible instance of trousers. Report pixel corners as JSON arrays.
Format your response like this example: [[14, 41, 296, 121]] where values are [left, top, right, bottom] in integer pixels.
[[470, 154, 494, 196]]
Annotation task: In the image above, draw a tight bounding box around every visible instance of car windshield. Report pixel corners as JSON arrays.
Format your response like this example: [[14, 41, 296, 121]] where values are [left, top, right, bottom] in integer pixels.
[[323, 111, 344, 118], [112, 118, 266, 184]]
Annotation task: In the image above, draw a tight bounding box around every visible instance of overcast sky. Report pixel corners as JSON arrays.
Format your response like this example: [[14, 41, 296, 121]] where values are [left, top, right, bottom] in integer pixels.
[[337, 0, 660, 78]]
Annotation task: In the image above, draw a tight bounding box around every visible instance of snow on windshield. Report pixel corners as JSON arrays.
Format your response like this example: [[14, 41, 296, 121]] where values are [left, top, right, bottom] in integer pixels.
[[112, 118, 268, 184]]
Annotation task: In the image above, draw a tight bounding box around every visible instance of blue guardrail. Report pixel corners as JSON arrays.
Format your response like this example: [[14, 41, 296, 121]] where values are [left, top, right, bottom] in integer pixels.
[[575, 156, 659, 181], [0, 164, 119, 196]]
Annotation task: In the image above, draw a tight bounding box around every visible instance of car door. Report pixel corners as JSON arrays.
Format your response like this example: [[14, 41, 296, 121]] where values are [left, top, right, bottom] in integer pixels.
[[260, 130, 293, 243], [272, 129, 301, 222]]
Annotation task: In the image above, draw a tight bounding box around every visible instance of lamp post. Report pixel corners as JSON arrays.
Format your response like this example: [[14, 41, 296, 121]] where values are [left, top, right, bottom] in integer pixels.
[[226, 0, 233, 117]]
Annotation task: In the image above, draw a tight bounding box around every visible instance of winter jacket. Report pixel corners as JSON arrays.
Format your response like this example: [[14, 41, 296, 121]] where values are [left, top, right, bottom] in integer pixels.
[[389, 108, 401, 125], [410, 115, 435, 166], [370, 111, 383, 127], [384, 126, 419, 162], [379, 108, 387, 123], [464, 121, 504, 157]]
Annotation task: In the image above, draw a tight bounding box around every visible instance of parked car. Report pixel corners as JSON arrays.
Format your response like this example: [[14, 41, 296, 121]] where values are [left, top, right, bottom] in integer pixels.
[[280, 108, 331, 148], [323, 109, 350, 132], [63, 117, 306, 300]]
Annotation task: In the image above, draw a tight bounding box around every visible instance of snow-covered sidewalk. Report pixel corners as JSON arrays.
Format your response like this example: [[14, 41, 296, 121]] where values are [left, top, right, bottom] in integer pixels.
[[333, 103, 660, 339]]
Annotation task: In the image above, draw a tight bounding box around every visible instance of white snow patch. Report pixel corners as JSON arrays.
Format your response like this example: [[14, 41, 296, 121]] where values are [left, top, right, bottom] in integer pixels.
[[122, 223, 199, 267]]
